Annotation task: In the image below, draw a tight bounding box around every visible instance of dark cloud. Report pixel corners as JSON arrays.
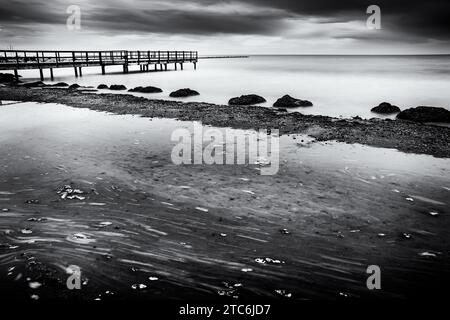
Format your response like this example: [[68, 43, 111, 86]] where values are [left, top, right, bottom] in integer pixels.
[[0, 0, 64, 24], [85, 7, 288, 35], [243, 0, 450, 40], [0, 0, 449, 42]]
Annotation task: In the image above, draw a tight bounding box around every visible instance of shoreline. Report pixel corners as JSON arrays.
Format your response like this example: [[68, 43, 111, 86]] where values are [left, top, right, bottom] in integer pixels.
[[1, 86, 450, 158]]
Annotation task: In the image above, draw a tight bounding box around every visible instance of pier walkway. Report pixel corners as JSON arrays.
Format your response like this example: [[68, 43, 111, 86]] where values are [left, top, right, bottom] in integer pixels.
[[0, 50, 198, 81]]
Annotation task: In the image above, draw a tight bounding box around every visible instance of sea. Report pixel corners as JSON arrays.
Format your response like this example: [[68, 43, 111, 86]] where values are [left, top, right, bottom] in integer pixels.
[[14, 54, 450, 119]]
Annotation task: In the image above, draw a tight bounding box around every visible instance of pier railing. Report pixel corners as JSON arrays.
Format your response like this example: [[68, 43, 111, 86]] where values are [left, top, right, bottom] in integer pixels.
[[0, 50, 198, 80], [0, 50, 198, 69]]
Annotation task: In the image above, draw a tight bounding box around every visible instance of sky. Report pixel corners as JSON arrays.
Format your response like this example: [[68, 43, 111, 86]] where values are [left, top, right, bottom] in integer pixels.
[[0, 0, 449, 54]]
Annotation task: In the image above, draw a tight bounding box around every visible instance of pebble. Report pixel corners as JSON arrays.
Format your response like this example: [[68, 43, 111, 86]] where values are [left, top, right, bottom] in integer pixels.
[[275, 289, 292, 298], [27, 217, 46, 222], [29, 282, 42, 289], [131, 284, 147, 290], [25, 199, 40, 204], [255, 257, 285, 265], [57, 185, 85, 200]]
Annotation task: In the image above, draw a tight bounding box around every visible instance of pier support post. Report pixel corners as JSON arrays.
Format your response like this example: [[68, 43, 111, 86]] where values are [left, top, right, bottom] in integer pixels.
[[78, 67, 82, 77], [14, 69, 19, 81], [101, 65, 105, 75], [50, 68, 54, 81], [194, 62, 197, 70], [39, 68, 44, 81], [74, 67, 78, 77], [180, 63, 184, 70], [164, 64, 167, 71], [175, 63, 177, 70]]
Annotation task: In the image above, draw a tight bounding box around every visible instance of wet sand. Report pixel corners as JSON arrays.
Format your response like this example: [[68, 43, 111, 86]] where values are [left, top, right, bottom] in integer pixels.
[[0, 101, 449, 301], [1, 86, 449, 158]]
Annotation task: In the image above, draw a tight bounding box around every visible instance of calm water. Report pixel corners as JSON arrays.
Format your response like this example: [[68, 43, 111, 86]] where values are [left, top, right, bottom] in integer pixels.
[[14, 56, 450, 117], [0, 102, 449, 299], [16, 55, 450, 119]]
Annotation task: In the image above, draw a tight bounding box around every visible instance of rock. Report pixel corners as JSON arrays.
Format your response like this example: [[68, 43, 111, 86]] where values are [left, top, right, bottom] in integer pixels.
[[109, 84, 127, 91], [0, 73, 19, 83], [97, 84, 109, 89], [169, 88, 199, 97], [397, 106, 450, 123], [371, 102, 401, 114], [273, 95, 313, 108], [228, 94, 266, 105], [129, 86, 162, 93], [68, 84, 81, 90], [23, 81, 46, 88], [277, 108, 288, 112], [50, 82, 69, 87]]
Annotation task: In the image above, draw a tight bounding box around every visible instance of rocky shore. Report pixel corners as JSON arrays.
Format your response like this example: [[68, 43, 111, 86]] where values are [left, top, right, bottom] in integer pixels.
[[1, 85, 449, 158]]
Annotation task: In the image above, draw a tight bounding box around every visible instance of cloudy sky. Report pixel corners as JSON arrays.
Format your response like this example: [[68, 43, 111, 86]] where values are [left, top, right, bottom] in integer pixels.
[[0, 0, 449, 54]]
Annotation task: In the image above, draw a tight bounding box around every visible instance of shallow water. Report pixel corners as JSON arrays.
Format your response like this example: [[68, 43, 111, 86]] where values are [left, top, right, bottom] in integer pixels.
[[13, 55, 450, 119], [0, 102, 449, 300]]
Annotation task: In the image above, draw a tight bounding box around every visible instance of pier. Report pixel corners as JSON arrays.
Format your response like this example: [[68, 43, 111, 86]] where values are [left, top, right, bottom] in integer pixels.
[[0, 50, 198, 81], [199, 55, 249, 59]]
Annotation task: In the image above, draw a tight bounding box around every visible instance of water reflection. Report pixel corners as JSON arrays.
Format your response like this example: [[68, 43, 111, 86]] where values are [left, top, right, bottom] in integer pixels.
[[0, 102, 448, 300]]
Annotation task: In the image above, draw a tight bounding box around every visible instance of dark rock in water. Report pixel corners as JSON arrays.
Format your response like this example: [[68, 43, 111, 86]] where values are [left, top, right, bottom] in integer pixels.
[[68, 84, 81, 90], [277, 108, 288, 112], [169, 88, 199, 97], [22, 81, 46, 88], [371, 102, 401, 114], [49, 82, 69, 87], [109, 84, 127, 91], [273, 95, 313, 108], [397, 106, 450, 123], [129, 86, 163, 93], [97, 84, 109, 89], [0, 73, 20, 83], [228, 94, 266, 105]]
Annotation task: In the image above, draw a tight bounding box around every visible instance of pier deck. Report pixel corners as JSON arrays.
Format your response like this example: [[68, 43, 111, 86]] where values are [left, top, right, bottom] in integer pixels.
[[0, 50, 198, 81]]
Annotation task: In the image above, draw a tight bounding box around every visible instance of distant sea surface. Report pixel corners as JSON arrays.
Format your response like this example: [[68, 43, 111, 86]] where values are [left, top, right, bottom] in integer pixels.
[[18, 55, 450, 119]]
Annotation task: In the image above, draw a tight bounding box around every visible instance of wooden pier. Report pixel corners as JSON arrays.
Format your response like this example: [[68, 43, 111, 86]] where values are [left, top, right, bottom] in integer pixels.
[[0, 50, 198, 81]]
